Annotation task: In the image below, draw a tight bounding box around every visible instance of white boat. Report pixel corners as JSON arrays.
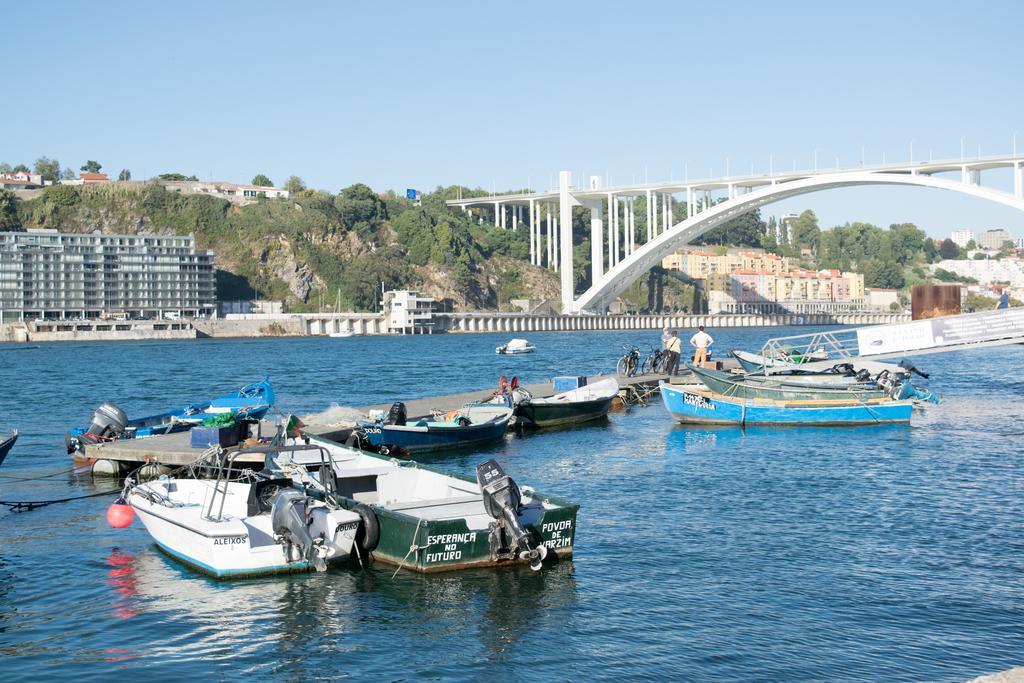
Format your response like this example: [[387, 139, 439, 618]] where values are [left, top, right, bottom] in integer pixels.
[[127, 449, 364, 578], [329, 331, 355, 338], [496, 338, 536, 355]]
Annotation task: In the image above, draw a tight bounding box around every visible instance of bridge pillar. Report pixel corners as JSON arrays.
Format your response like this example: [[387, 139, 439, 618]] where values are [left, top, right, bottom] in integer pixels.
[[1016, 162, 1023, 199], [560, 171, 573, 298], [646, 190, 653, 242], [588, 199, 604, 286]]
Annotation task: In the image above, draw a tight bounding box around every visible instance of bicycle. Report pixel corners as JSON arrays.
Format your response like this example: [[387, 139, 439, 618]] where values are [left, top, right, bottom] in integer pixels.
[[616, 345, 640, 377], [640, 345, 666, 375]]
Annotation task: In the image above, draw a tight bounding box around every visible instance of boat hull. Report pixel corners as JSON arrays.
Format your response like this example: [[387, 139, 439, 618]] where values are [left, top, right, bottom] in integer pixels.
[[0, 431, 17, 467], [516, 396, 615, 428], [690, 365, 886, 402], [363, 419, 509, 452], [128, 483, 358, 579], [661, 384, 913, 426]]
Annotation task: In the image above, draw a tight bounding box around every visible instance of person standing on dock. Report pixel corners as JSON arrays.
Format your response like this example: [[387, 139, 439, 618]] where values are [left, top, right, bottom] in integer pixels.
[[661, 326, 672, 349], [690, 325, 714, 368], [665, 330, 682, 375]]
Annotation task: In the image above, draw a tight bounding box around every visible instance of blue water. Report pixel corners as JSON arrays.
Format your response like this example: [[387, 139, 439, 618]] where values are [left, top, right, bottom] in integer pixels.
[[0, 328, 1022, 681]]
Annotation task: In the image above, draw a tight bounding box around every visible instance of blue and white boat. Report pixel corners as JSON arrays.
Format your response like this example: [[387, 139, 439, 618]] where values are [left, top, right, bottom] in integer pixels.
[[68, 379, 275, 454], [359, 403, 513, 453], [660, 382, 914, 426]]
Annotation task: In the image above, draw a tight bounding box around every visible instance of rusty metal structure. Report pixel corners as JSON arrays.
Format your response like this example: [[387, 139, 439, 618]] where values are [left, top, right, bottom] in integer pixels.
[[912, 285, 961, 320]]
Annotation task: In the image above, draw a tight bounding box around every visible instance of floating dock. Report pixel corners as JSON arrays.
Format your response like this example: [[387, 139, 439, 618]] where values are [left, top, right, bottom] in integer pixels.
[[79, 372, 688, 474]]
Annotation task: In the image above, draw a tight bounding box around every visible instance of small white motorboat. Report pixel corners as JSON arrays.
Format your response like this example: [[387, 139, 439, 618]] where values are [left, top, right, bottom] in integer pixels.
[[126, 449, 365, 578], [496, 338, 536, 355], [329, 330, 355, 338]]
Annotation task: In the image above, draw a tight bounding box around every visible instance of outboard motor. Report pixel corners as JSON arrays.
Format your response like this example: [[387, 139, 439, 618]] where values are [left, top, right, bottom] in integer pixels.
[[271, 489, 327, 571], [898, 359, 930, 379], [476, 459, 547, 571], [386, 402, 407, 426], [76, 402, 129, 449]]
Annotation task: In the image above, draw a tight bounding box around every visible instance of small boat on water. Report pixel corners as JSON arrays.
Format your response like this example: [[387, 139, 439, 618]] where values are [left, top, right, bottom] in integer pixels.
[[329, 330, 355, 338], [661, 383, 915, 427], [68, 379, 275, 454], [689, 365, 888, 402], [0, 430, 17, 467], [277, 439, 575, 572], [359, 402, 512, 453], [497, 377, 620, 428], [732, 348, 830, 373], [126, 446, 365, 578], [496, 339, 536, 355]]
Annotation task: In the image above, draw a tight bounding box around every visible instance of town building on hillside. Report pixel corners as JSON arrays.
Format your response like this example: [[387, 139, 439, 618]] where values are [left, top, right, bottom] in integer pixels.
[[977, 228, 1014, 250], [865, 288, 899, 310], [706, 269, 865, 314], [80, 172, 109, 184], [950, 229, 974, 247], [661, 247, 791, 279], [160, 180, 290, 203], [381, 290, 436, 334], [0, 229, 215, 322], [0, 171, 43, 189], [932, 257, 1024, 289]]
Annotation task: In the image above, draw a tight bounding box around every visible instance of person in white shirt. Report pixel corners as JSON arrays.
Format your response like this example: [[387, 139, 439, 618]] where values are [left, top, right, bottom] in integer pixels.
[[689, 325, 714, 367]]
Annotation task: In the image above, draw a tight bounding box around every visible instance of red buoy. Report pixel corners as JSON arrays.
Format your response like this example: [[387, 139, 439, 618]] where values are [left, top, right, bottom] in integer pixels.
[[107, 499, 135, 528]]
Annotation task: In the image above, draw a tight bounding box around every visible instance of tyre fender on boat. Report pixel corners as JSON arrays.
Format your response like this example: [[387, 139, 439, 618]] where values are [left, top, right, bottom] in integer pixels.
[[353, 503, 380, 553]]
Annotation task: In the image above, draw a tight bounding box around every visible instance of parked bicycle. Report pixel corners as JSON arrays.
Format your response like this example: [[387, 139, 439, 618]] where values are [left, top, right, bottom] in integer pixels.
[[616, 345, 640, 377], [641, 344, 666, 375]]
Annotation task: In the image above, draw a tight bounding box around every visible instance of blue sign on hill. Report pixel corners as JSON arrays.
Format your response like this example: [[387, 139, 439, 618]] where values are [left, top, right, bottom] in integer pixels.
[[406, 188, 418, 200]]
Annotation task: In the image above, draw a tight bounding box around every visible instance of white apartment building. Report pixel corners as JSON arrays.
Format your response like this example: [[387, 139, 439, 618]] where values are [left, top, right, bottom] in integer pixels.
[[381, 290, 436, 334], [950, 229, 974, 247]]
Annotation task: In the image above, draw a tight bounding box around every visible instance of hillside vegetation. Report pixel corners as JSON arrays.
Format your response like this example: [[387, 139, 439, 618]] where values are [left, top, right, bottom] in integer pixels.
[[11, 182, 560, 311]]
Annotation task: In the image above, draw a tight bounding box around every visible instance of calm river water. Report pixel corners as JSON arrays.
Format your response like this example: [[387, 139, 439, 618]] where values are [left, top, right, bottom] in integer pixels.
[[0, 327, 1021, 681]]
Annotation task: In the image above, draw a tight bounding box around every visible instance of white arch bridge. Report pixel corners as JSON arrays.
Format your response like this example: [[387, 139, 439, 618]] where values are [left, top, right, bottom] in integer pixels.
[[446, 155, 1024, 313]]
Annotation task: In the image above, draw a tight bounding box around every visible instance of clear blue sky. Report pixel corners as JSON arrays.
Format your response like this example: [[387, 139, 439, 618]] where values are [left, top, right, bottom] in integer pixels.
[[4, 1, 1023, 237]]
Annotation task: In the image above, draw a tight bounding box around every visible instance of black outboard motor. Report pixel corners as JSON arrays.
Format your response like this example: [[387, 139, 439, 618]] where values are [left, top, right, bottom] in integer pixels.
[[476, 459, 547, 571], [271, 489, 327, 571], [898, 359, 929, 379], [386, 402, 407, 426]]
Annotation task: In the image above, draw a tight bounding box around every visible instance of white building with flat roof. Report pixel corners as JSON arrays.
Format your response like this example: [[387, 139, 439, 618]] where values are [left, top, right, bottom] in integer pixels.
[[950, 229, 974, 247], [977, 228, 1014, 250], [381, 290, 435, 334]]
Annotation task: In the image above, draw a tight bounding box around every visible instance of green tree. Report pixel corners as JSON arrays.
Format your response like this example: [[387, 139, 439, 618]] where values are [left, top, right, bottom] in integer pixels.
[[864, 259, 905, 289], [0, 189, 20, 230], [938, 238, 960, 259], [696, 208, 766, 247], [80, 160, 102, 174], [790, 209, 820, 251], [157, 172, 198, 181], [0, 163, 11, 173], [923, 238, 938, 262], [62, 167, 75, 180], [283, 176, 306, 194], [12, 163, 29, 173], [452, 256, 473, 306], [117, 169, 131, 181], [34, 156, 61, 182], [965, 239, 977, 250], [251, 174, 273, 187], [335, 183, 386, 236]]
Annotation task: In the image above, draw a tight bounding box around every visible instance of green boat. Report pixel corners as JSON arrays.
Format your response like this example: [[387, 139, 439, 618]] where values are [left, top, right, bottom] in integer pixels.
[[689, 364, 888, 402], [278, 435, 578, 573], [509, 377, 619, 428]]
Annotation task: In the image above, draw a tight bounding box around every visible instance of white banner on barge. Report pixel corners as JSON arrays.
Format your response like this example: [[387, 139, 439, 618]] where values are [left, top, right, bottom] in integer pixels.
[[855, 309, 1024, 356]]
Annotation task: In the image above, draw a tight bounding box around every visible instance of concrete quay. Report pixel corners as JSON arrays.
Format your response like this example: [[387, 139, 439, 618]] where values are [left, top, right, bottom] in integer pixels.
[[0, 310, 908, 343]]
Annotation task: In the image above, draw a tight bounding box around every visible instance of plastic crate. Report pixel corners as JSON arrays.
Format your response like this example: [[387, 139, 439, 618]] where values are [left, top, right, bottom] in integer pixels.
[[553, 376, 588, 393]]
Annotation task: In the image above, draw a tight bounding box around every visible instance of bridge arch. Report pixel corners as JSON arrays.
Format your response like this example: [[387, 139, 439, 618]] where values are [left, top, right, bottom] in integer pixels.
[[572, 171, 1024, 312]]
